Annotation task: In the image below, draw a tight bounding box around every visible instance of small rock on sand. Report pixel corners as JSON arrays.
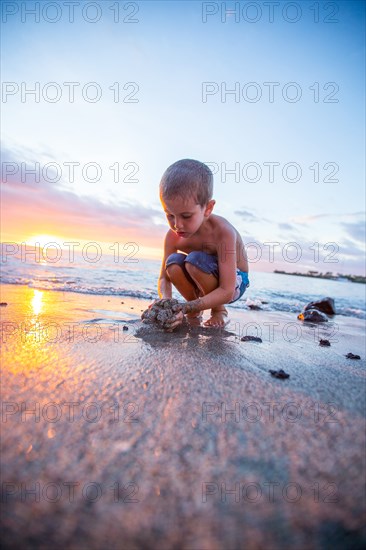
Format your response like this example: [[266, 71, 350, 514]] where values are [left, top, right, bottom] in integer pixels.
[[319, 339, 331, 347], [298, 309, 328, 323], [269, 369, 290, 379], [346, 353, 361, 360], [241, 336, 262, 343], [246, 299, 262, 310], [304, 297, 336, 315]]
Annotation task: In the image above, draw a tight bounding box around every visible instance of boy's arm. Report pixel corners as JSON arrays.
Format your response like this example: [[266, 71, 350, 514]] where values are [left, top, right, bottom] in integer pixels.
[[184, 226, 237, 314], [157, 230, 177, 299]]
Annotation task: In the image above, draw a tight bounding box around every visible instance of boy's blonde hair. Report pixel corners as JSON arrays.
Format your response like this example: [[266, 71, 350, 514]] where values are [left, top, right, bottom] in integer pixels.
[[159, 159, 213, 207]]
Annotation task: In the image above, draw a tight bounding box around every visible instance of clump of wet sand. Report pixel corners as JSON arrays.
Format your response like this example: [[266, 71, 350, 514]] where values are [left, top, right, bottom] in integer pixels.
[[141, 299, 183, 329]]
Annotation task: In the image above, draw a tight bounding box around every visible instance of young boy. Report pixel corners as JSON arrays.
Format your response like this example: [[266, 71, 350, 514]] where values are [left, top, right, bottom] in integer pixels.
[[156, 159, 249, 330]]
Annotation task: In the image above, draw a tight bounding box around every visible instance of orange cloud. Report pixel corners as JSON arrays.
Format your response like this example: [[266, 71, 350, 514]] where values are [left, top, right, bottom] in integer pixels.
[[1, 150, 166, 256]]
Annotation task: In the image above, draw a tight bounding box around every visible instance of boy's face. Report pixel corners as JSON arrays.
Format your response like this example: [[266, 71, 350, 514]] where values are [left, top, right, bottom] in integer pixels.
[[162, 196, 215, 238]]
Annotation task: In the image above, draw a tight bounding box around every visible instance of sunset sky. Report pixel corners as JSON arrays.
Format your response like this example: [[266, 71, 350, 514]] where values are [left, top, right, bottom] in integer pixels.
[[1, 0, 365, 274]]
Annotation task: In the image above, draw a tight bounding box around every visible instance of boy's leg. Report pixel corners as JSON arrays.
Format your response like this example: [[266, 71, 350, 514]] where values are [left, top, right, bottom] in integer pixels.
[[165, 264, 202, 320], [166, 263, 199, 301], [184, 263, 229, 328]]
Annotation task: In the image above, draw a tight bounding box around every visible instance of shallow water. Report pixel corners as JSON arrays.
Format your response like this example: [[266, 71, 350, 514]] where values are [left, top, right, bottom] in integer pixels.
[[1, 251, 365, 319]]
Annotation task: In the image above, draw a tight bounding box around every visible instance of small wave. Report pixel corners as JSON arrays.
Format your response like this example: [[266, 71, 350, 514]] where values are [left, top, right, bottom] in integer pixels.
[[1, 278, 155, 301], [0, 276, 32, 285], [338, 307, 366, 320]]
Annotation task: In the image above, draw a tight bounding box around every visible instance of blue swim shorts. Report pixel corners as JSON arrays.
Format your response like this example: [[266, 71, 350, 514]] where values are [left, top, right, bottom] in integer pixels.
[[165, 251, 250, 304]]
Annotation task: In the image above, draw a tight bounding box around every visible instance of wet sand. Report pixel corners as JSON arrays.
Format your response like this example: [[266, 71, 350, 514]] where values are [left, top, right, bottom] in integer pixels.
[[1, 283, 365, 549]]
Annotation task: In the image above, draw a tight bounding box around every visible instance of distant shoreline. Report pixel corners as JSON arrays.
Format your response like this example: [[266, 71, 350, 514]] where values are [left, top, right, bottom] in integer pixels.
[[274, 270, 366, 284]]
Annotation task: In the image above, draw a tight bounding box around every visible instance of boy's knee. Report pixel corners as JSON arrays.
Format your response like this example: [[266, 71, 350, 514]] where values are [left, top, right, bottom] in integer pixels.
[[165, 252, 186, 270], [185, 252, 206, 274], [185, 251, 203, 264], [185, 251, 218, 278]]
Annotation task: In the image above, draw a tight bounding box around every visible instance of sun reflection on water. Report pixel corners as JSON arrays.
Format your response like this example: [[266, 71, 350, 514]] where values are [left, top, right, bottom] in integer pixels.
[[31, 289, 44, 316]]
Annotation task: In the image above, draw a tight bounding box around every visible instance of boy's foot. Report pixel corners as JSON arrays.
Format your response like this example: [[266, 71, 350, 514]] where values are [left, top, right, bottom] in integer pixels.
[[186, 312, 203, 326], [203, 307, 229, 328]]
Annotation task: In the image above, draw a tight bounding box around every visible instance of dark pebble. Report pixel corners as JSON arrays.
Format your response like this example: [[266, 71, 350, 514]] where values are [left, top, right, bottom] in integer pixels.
[[304, 297, 336, 315], [248, 305, 261, 310], [346, 353, 361, 360], [123, 326, 128, 331], [298, 309, 328, 323], [241, 335, 262, 343], [0, 302, 8, 306], [319, 339, 331, 347], [269, 369, 290, 379]]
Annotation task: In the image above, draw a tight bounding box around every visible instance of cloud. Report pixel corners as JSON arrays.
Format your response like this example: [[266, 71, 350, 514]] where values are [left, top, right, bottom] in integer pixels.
[[341, 221, 366, 244], [336, 238, 365, 258], [234, 209, 258, 222], [1, 146, 165, 247], [234, 210, 272, 224], [291, 212, 365, 225], [291, 213, 333, 223], [278, 222, 294, 231]]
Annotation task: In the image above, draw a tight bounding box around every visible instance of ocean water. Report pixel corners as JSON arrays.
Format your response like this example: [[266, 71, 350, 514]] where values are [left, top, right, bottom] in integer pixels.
[[1, 250, 365, 319]]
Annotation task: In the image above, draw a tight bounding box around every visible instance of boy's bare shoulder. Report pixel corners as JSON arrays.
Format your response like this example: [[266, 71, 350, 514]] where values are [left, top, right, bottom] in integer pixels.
[[210, 214, 246, 249], [209, 214, 238, 236], [165, 228, 179, 243]]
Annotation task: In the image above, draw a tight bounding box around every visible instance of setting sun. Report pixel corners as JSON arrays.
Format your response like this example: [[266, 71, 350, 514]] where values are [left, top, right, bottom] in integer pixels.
[[24, 234, 66, 248]]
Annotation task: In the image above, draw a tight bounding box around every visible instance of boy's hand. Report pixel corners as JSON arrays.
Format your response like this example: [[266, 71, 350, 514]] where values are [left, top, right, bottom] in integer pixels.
[[164, 308, 184, 332], [165, 298, 204, 331]]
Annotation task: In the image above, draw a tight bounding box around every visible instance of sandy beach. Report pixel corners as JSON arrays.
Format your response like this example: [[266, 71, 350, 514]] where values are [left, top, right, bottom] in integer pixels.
[[1, 283, 365, 549]]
